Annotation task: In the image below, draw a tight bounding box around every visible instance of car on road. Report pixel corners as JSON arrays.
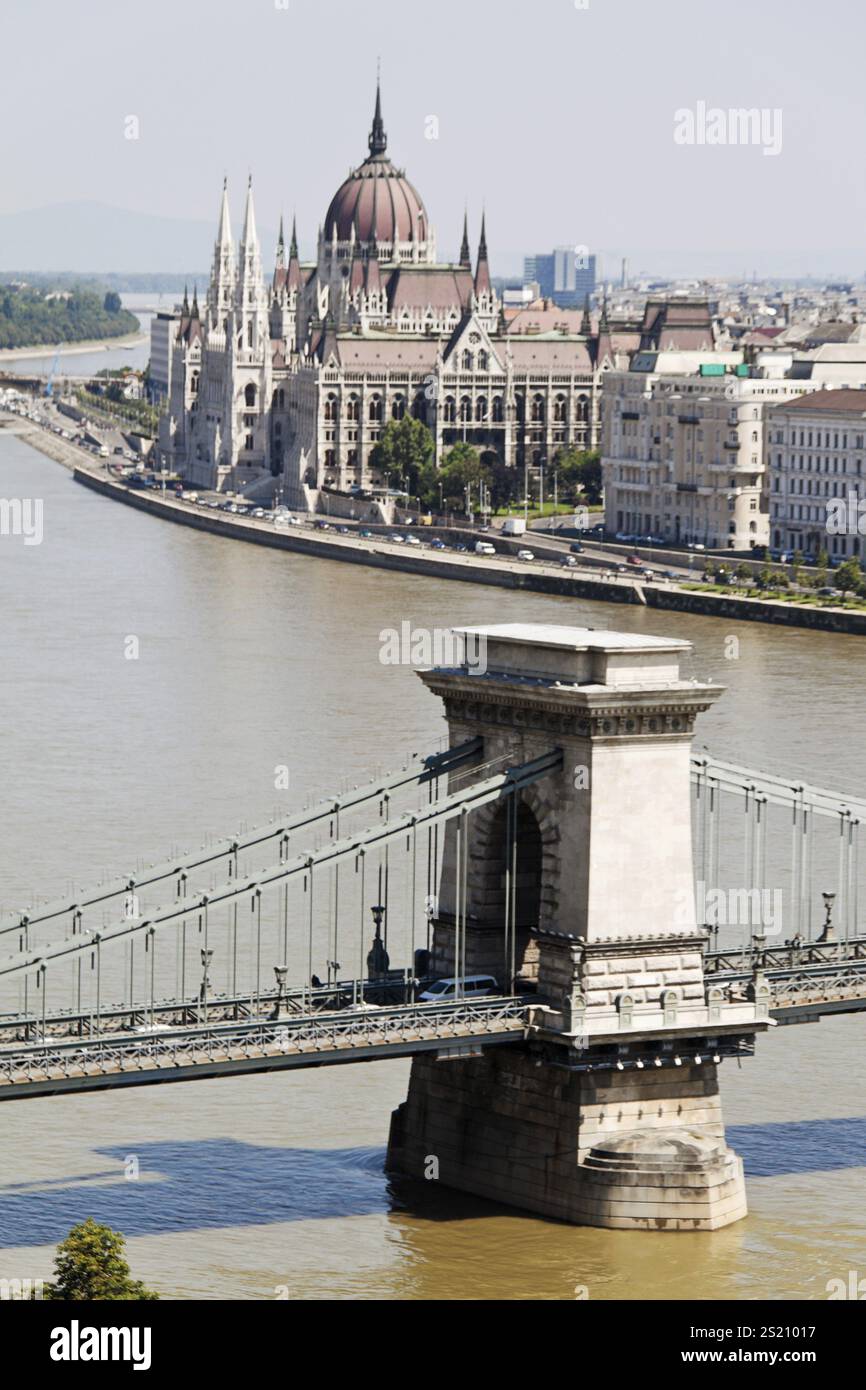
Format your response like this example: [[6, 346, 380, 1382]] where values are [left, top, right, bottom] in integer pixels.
[[626, 554, 643, 567], [430, 538, 446, 550], [389, 532, 405, 543], [816, 587, 842, 598], [517, 549, 535, 561], [419, 974, 499, 1002], [359, 528, 373, 538], [569, 542, 584, 554], [474, 541, 496, 555], [405, 534, 421, 545], [337, 525, 350, 534], [559, 555, 578, 567], [454, 543, 467, 552]]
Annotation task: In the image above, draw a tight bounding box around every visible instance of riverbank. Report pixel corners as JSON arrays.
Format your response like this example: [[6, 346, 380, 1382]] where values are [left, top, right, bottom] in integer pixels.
[[0, 327, 146, 363], [7, 418, 866, 636]]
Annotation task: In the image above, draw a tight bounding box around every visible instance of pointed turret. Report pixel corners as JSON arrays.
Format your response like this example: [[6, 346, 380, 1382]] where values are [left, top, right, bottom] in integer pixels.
[[217, 177, 232, 251], [241, 174, 258, 253], [368, 78, 387, 159], [208, 178, 235, 327], [474, 212, 491, 297], [275, 214, 285, 271], [286, 215, 302, 291], [580, 293, 592, 335], [181, 284, 190, 316], [191, 284, 200, 319], [459, 211, 471, 269]]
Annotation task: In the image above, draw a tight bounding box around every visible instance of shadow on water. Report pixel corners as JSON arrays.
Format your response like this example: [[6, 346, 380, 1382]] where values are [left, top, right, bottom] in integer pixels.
[[727, 1116, 866, 1177], [1, 1117, 864, 1247]]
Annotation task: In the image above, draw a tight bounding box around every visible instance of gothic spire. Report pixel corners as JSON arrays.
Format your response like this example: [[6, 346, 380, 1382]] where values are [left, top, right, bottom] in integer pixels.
[[181, 283, 189, 316], [580, 292, 591, 335], [459, 211, 471, 269], [289, 214, 298, 260], [275, 214, 285, 270], [216, 176, 232, 251], [474, 211, 491, 297], [368, 76, 387, 159], [241, 174, 258, 252]]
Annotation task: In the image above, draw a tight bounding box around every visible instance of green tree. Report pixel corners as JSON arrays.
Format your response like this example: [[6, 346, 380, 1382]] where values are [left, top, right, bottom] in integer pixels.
[[835, 558, 862, 596], [553, 447, 602, 505], [439, 442, 490, 505], [368, 416, 436, 503], [42, 1218, 158, 1302], [103, 291, 122, 313]]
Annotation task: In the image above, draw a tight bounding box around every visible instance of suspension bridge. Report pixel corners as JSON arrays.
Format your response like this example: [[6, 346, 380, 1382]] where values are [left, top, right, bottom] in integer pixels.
[[1, 623, 863, 1229]]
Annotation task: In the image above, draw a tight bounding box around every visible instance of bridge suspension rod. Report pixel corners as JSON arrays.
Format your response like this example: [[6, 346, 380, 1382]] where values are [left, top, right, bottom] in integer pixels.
[[0, 738, 483, 943], [0, 749, 562, 983]]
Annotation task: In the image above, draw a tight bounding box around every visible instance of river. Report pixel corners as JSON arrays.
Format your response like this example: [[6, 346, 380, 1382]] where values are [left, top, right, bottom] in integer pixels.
[[0, 434, 863, 1300]]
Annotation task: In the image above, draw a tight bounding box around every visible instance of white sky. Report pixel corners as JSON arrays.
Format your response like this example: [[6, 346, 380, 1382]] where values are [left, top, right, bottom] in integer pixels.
[[2, 0, 864, 276]]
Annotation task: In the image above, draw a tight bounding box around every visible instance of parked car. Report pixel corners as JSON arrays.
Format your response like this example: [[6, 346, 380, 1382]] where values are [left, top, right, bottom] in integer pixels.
[[474, 541, 496, 555], [419, 975, 499, 1002], [517, 549, 535, 561], [389, 532, 405, 543]]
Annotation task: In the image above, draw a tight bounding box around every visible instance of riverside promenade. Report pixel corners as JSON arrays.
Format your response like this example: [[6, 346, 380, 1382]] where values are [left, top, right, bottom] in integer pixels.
[[6, 414, 866, 636]]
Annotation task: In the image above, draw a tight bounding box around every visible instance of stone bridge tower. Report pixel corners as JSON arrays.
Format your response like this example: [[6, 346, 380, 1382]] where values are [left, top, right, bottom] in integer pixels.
[[388, 624, 766, 1231]]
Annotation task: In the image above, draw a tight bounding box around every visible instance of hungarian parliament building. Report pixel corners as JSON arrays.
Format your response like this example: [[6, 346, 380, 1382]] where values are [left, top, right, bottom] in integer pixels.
[[158, 86, 708, 507]]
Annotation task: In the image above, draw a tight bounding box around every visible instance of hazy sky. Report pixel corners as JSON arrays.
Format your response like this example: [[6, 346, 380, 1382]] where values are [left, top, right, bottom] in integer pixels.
[[2, 0, 865, 276]]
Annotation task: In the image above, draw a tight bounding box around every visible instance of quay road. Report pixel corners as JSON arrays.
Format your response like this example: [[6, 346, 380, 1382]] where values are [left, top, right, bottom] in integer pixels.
[[5, 400, 866, 634]]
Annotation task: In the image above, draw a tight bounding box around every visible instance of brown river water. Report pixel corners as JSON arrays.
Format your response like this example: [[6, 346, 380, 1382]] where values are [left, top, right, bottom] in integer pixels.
[[0, 435, 863, 1300]]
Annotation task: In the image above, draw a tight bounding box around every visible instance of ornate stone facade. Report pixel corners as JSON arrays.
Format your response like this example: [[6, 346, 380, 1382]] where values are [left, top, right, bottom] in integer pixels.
[[159, 86, 607, 504]]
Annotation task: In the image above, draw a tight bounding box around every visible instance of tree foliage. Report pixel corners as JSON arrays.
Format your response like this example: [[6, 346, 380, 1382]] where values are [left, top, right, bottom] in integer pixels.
[[0, 285, 138, 350], [42, 1218, 158, 1302], [368, 417, 436, 502]]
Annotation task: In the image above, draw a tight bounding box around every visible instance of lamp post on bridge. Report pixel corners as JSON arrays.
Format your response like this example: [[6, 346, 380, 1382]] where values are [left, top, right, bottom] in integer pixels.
[[367, 904, 389, 988]]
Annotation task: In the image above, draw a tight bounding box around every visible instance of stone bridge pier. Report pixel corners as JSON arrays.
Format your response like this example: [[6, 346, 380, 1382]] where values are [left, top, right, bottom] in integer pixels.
[[387, 623, 766, 1231]]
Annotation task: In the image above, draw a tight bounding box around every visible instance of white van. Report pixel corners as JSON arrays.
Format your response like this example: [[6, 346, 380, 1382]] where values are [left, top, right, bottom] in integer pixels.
[[474, 541, 495, 556], [419, 975, 498, 1002]]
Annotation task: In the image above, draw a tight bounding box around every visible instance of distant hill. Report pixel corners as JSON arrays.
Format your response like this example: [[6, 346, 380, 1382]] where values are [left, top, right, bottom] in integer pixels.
[[0, 200, 277, 277]]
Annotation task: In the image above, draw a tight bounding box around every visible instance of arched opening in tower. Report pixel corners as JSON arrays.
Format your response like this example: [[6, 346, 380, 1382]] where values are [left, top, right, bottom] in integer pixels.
[[483, 796, 543, 976]]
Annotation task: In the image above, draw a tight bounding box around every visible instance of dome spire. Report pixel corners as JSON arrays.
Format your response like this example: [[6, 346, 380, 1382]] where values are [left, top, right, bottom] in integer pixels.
[[368, 70, 387, 158]]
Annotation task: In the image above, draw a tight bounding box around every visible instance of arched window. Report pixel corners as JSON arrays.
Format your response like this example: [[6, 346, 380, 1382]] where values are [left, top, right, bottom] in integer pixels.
[[324, 449, 335, 470], [459, 396, 471, 423], [347, 449, 358, 468], [576, 395, 589, 424], [462, 349, 474, 371], [244, 383, 256, 407], [190, 372, 199, 396], [392, 395, 406, 420], [412, 392, 427, 421], [346, 394, 359, 422], [324, 393, 337, 423], [492, 396, 504, 423], [478, 350, 489, 372], [476, 396, 488, 422], [369, 394, 382, 422], [531, 395, 545, 423], [554, 394, 566, 423], [443, 396, 456, 423]]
